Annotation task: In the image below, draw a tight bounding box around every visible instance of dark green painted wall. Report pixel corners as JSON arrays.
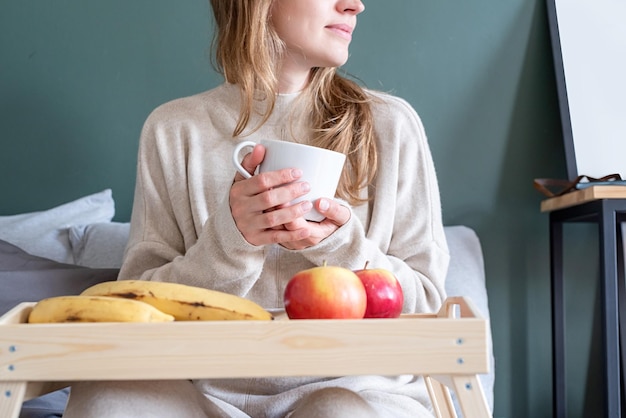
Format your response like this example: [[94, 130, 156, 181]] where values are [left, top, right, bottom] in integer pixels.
[[0, 0, 215, 217], [1, 1, 605, 417]]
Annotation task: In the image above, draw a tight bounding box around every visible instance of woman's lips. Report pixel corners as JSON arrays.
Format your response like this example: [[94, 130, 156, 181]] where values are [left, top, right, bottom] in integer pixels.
[[326, 24, 353, 41]]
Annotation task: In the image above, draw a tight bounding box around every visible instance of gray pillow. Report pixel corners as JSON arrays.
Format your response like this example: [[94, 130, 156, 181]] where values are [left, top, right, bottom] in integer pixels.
[[0, 239, 119, 316], [0, 190, 115, 264], [69, 222, 130, 269]]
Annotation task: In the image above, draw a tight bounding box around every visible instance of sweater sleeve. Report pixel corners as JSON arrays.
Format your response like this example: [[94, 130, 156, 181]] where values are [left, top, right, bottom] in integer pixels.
[[118, 104, 266, 298], [294, 94, 449, 313]]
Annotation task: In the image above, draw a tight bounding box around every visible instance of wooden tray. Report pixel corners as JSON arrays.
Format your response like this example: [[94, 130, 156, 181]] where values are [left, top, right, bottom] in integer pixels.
[[0, 296, 491, 418]]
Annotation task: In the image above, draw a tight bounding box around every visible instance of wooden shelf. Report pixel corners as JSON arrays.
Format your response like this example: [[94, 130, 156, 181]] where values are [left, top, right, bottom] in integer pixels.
[[540, 185, 626, 212]]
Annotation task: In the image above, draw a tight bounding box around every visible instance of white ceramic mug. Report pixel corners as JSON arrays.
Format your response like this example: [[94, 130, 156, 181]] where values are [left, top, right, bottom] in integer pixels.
[[232, 139, 346, 222]]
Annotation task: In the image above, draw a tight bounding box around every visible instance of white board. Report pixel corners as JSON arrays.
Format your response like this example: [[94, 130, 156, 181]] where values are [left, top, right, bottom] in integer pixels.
[[549, 0, 626, 179]]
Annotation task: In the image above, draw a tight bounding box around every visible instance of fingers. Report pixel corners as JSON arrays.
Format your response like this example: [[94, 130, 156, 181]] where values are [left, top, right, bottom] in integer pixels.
[[234, 145, 265, 181], [266, 223, 312, 244], [281, 214, 311, 232], [257, 200, 313, 230], [315, 198, 351, 226], [230, 147, 350, 247], [232, 143, 309, 212], [278, 200, 350, 250], [245, 203, 313, 246], [231, 174, 310, 217], [230, 174, 314, 246]]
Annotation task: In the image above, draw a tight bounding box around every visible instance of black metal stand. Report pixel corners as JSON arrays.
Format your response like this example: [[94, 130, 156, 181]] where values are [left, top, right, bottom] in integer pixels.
[[549, 199, 626, 418]]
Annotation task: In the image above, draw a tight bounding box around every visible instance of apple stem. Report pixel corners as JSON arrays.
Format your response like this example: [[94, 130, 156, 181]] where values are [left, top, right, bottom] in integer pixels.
[[363, 260, 370, 270]]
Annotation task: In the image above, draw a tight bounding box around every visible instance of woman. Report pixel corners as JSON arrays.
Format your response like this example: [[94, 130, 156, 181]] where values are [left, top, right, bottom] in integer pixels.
[[64, 0, 449, 417]]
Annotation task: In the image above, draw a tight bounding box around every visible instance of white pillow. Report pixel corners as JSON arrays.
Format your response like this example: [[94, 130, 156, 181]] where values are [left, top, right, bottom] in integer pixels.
[[69, 222, 130, 269], [0, 190, 115, 264]]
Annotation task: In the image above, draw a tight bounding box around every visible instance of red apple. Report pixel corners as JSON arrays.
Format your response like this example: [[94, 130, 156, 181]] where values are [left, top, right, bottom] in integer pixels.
[[284, 263, 367, 319], [354, 262, 404, 318]]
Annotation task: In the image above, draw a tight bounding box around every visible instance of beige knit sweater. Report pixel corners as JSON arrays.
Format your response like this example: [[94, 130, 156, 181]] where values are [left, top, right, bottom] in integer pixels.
[[119, 83, 449, 417]]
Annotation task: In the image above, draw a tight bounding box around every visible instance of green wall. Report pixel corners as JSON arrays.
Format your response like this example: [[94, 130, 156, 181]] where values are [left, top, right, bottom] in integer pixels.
[[1, 1, 605, 417]]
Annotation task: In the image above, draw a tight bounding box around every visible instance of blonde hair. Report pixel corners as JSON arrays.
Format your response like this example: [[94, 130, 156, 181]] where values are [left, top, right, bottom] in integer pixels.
[[210, 0, 376, 205]]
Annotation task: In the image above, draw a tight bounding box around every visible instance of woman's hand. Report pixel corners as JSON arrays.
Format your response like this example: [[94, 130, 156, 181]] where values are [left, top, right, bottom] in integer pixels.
[[230, 144, 313, 246], [278, 197, 351, 250]]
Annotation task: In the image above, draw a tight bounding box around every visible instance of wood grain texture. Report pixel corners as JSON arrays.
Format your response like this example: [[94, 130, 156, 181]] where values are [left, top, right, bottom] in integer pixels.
[[0, 297, 491, 417], [0, 381, 27, 418], [540, 185, 626, 212]]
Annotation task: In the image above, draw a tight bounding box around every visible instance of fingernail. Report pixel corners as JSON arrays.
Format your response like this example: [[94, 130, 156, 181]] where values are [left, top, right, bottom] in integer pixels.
[[301, 182, 311, 193], [292, 169, 302, 178], [302, 201, 313, 212], [319, 199, 330, 211]]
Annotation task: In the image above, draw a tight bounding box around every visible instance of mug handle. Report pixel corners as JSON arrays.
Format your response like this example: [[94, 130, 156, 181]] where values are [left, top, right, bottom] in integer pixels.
[[232, 141, 258, 179]]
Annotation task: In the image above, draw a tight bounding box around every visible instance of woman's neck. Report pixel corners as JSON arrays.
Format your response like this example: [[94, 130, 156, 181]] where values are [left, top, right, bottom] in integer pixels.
[[276, 61, 311, 94]]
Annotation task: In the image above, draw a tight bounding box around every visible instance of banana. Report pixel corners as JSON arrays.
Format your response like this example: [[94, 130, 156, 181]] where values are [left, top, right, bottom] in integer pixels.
[[27, 295, 175, 324], [80, 280, 273, 321]]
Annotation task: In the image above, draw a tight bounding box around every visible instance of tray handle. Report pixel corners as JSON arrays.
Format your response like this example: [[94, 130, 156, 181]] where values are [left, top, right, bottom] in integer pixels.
[[438, 296, 483, 319]]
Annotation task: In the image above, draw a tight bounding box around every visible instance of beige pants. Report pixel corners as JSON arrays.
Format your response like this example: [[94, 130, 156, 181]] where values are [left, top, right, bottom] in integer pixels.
[[63, 380, 379, 418]]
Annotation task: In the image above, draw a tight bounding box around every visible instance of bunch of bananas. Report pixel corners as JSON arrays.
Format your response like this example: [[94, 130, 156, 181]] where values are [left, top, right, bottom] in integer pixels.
[[27, 280, 273, 324]]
